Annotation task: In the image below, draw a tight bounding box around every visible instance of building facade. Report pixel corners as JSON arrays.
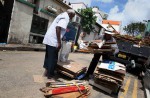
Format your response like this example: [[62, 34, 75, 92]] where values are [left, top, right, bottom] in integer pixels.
[[0, 0, 109, 44], [1, 0, 72, 44], [93, 8, 102, 25], [0, 0, 14, 43], [71, 2, 87, 11]]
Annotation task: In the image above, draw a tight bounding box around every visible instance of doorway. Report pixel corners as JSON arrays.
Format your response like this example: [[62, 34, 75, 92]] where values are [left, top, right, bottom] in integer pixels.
[[0, 0, 14, 43]]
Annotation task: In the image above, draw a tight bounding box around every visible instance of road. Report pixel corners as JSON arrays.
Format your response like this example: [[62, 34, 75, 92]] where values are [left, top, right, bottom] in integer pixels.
[[0, 51, 145, 98]]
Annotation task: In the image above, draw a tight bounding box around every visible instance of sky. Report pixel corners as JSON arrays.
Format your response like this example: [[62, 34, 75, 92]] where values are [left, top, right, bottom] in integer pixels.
[[69, 0, 150, 26]]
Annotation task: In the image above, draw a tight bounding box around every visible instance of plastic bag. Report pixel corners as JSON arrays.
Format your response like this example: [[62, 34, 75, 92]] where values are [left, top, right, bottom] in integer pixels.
[[79, 40, 88, 49], [59, 41, 72, 62]]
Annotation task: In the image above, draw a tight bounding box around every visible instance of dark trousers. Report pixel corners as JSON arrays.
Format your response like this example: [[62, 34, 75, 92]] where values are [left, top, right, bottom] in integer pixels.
[[43, 45, 59, 77], [86, 53, 110, 76], [86, 53, 101, 76]]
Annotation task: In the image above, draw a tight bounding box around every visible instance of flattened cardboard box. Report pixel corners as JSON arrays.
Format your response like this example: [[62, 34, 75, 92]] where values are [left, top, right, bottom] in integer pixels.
[[57, 61, 86, 78], [97, 61, 126, 76]]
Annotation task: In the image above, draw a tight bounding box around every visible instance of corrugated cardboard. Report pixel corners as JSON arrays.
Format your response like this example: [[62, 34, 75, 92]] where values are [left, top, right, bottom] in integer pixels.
[[57, 61, 87, 78]]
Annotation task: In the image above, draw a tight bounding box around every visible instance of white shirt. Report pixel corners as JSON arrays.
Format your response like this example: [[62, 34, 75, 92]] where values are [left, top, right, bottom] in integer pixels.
[[43, 12, 70, 47]]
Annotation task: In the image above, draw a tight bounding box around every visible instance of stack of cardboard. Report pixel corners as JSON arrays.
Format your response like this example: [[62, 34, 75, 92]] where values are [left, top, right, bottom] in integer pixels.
[[87, 41, 116, 53], [57, 61, 87, 79], [76, 49, 91, 53], [40, 80, 90, 98], [76, 40, 116, 53], [89, 61, 126, 94]]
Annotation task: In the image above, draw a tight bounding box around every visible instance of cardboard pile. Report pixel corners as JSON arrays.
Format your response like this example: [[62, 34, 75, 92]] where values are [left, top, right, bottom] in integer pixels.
[[76, 40, 116, 53], [87, 41, 116, 53], [40, 80, 90, 98], [89, 61, 126, 94], [57, 61, 87, 79], [76, 49, 91, 53]]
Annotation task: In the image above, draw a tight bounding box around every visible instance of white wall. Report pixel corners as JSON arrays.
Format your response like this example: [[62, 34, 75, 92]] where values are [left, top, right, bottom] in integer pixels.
[[83, 32, 99, 41], [92, 7, 103, 25], [8, 1, 33, 44], [92, 7, 99, 13], [83, 33, 94, 41], [95, 13, 102, 25], [71, 3, 86, 11], [39, 0, 69, 26]]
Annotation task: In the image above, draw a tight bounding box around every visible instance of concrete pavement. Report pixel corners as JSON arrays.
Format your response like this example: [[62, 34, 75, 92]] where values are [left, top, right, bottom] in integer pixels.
[[0, 51, 145, 98]]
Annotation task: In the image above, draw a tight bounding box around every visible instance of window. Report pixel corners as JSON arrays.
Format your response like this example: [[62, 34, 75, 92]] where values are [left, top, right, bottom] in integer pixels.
[[30, 14, 49, 35]]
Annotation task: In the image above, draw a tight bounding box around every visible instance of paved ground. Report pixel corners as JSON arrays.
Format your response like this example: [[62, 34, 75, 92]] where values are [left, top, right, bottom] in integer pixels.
[[0, 51, 145, 98]]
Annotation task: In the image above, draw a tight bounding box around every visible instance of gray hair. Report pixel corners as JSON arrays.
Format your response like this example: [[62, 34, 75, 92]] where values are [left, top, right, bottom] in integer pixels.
[[67, 9, 75, 14]]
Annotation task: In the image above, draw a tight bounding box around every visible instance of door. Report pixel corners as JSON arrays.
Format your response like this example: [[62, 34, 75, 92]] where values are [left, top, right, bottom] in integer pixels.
[[0, 0, 14, 43]]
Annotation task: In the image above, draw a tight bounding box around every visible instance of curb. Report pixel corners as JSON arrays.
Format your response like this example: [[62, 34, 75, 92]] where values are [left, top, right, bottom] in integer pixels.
[[0, 44, 46, 51], [0, 47, 45, 51]]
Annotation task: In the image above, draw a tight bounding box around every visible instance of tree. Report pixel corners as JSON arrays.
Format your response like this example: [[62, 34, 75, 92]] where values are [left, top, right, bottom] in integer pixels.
[[78, 8, 96, 34], [123, 22, 146, 36]]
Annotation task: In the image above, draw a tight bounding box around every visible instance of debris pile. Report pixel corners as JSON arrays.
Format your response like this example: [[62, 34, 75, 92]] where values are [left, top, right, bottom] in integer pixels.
[[114, 34, 150, 46]]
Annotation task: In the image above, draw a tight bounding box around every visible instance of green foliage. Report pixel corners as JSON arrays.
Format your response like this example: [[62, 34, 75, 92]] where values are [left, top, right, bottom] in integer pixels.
[[123, 22, 146, 36], [135, 34, 142, 39], [78, 8, 97, 34]]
